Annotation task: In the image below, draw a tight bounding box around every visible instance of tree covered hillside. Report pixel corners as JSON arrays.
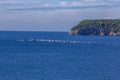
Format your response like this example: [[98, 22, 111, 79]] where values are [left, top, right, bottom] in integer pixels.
[[70, 19, 120, 36]]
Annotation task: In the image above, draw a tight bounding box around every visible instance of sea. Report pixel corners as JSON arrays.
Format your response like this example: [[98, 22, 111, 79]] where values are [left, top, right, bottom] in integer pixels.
[[0, 31, 120, 80]]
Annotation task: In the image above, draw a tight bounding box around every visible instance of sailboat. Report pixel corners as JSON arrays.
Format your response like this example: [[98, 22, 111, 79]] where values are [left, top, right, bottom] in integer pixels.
[[18, 39, 24, 42], [28, 33, 34, 42], [28, 38, 34, 42]]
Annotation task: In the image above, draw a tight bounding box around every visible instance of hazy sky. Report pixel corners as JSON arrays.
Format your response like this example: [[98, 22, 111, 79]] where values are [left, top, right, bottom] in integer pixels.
[[0, 0, 120, 31]]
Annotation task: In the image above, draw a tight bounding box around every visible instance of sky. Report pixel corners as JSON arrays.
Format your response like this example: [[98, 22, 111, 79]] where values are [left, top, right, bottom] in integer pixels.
[[0, 0, 120, 31]]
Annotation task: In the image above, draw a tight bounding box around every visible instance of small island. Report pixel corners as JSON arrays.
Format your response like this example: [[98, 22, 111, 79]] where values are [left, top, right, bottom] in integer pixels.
[[69, 19, 120, 36]]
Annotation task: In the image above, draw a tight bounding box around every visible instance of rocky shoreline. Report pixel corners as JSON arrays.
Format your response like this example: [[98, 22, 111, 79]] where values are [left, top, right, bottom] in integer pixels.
[[69, 19, 120, 36]]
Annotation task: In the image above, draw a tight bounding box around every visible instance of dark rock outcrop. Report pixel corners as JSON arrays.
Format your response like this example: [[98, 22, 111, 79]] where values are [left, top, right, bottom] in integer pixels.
[[69, 19, 120, 36]]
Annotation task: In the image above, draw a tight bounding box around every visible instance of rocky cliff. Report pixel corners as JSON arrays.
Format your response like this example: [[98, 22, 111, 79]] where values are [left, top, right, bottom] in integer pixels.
[[69, 19, 120, 36]]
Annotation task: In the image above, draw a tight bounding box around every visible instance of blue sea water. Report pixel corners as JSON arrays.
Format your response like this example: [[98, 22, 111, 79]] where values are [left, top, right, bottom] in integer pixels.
[[0, 31, 120, 80]]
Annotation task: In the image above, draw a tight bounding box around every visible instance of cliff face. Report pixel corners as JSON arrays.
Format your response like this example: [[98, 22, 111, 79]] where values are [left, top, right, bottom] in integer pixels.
[[69, 19, 120, 36]]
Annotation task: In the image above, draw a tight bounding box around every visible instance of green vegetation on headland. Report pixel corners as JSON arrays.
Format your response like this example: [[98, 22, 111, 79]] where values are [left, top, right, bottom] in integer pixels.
[[69, 19, 120, 36]]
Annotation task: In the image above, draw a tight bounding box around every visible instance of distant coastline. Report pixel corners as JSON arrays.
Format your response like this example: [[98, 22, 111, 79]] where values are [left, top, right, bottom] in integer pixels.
[[69, 19, 120, 36]]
